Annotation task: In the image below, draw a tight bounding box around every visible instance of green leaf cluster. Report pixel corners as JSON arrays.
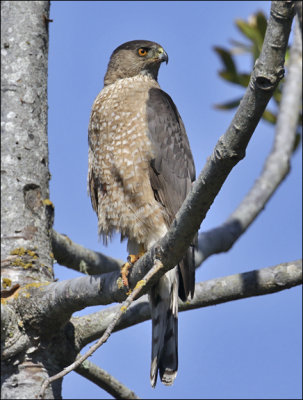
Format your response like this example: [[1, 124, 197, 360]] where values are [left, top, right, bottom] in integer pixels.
[[213, 11, 301, 152]]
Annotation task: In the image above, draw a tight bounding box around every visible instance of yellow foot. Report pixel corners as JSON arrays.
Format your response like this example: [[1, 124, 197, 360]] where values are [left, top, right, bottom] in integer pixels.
[[120, 251, 145, 287]]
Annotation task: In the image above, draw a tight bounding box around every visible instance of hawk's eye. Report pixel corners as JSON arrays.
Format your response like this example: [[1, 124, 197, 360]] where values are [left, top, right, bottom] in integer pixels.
[[138, 48, 148, 57]]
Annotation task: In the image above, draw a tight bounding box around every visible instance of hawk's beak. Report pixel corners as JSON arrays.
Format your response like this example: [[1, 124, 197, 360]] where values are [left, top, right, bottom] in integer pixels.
[[157, 47, 168, 64]]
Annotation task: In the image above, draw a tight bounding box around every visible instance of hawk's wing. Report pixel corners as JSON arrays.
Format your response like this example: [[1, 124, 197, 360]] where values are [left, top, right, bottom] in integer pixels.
[[147, 88, 195, 220], [146, 87, 196, 300]]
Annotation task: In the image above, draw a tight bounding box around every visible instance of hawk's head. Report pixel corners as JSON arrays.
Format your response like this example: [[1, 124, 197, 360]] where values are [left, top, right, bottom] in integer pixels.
[[104, 40, 168, 86]]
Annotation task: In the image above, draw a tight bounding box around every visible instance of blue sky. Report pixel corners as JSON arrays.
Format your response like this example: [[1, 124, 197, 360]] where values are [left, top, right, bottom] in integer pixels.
[[48, 2, 302, 399]]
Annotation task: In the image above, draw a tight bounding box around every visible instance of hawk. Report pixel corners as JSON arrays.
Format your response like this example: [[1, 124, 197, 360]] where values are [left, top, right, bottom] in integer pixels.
[[88, 40, 196, 387]]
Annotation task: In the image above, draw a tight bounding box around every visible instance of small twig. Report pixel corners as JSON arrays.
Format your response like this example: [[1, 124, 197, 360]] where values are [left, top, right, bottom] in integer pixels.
[[38, 259, 163, 399], [76, 359, 140, 399]]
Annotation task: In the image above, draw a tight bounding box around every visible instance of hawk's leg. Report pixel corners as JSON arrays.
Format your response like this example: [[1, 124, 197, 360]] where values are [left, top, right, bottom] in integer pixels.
[[121, 245, 145, 287], [121, 254, 140, 287]]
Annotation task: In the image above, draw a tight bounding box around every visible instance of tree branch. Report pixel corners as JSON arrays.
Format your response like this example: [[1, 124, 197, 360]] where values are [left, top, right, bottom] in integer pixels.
[[195, 12, 302, 267], [75, 359, 140, 399], [39, 260, 164, 398], [73, 259, 302, 349], [51, 229, 122, 275], [42, 257, 303, 397]]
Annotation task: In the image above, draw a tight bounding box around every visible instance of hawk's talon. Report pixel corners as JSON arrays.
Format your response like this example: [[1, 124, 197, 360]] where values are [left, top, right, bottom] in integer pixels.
[[121, 261, 132, 287], [121, 252, 145, 287], [127, 254, 140, 264]]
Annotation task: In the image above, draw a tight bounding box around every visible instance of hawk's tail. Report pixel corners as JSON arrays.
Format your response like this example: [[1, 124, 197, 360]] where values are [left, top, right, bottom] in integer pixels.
[[150, 267, 179, 387]]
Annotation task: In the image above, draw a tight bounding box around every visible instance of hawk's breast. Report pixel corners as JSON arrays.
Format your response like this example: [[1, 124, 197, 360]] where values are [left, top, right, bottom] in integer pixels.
[[88, 75, 168, 244]]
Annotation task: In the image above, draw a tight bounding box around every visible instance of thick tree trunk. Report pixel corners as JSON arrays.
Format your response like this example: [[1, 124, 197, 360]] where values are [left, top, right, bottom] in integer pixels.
[[1, 2, 60, 398]]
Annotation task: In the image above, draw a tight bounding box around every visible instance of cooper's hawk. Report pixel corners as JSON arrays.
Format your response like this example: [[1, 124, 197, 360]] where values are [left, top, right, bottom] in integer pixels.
[[88, 40, 196, 387]]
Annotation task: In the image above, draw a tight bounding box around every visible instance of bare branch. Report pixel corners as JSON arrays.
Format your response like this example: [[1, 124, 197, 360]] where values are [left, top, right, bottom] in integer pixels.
[[39, 260, 164, 398], [74, 260, 302, 349], [12, 267, 129, 334], [51, 229, 122, 275], [182, 259, 302, 310], [195, 13, 302, 267], [76, 360, 140, 399]]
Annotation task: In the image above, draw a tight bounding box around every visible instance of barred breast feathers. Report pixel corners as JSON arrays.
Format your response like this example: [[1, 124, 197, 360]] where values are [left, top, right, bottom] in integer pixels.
[[88, 75, 167, 244]]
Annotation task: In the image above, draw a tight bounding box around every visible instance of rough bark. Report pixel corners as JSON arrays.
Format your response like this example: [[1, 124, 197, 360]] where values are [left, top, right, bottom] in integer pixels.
[[1, 1, 53, 285], [1, 2, 59, 399]]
